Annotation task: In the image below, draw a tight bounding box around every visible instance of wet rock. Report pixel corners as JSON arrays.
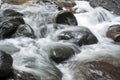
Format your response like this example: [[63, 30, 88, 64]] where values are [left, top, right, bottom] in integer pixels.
[[12, 69, 37, 80], [71, 61, 120, 80], [54, 11, 78, 25], [0, 17, 25, 39], [12, 24, 35, 38], [90, 0, 120, 15], [106, 24, 120, 42], [47, 43, 75, 63], [3, 9, 23, 17], [53, 27, 98, 46], [0, 51, 13, 78], [42, 10, 78, 25], [8, 17, 25, 25]]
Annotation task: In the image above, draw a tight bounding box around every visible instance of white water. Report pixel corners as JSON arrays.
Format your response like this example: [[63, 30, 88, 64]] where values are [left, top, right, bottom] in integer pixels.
[[0, 1, 120, 80]]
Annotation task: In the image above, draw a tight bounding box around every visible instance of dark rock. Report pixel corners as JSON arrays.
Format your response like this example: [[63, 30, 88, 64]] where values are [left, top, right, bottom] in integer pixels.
[[42, 10, 77, 25], [12, 69, 37, 80], [0, 51, 13, 78], [55, 11, 78, 25], [8, 17, 25, 26], [12, 24, 35, 38], [71, 61, 120, 80], [106, 24, 120, 42], [48, 43, 75, 63], [0, 17, 25, 39], [90, 0, 120, 15], [53, 27, 98, 46], [3, 9, 23, 17]]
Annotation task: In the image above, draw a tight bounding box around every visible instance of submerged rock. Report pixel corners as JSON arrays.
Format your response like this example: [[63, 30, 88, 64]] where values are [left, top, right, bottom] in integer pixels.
[[90, 0, 120, 15], [47, 43, 75, 63], [70, 61, 120, 80], [0, 51, 13, 78], [12, 69, 37, 80], [106, 24, 120, 42], [53, 26, 98, 46], [12, 24, 35, 38]]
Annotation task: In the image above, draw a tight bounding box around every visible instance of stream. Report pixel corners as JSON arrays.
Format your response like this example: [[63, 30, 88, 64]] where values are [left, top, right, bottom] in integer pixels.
[[0, 0, 120, 80]]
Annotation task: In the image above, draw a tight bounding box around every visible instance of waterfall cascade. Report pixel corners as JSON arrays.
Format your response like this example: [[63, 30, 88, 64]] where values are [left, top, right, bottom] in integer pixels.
[[0, 0, 120, 80]]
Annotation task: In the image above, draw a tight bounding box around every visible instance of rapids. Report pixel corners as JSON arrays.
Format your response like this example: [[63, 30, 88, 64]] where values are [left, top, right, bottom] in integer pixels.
[[0, 0, 120, 80]]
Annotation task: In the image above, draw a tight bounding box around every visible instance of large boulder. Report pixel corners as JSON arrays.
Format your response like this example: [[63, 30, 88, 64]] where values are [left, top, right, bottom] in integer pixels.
[[106, 24, 120, 42], [46, 43, 75, 63], [70, 61, 120, 80], [90, 0, 120, 15], [52, 27, 98, 46], [0, 51, 13, 78]]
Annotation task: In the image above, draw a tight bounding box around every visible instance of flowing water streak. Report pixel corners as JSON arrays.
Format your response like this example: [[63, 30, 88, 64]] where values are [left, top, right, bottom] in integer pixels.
[[0, 1, 120, 80]]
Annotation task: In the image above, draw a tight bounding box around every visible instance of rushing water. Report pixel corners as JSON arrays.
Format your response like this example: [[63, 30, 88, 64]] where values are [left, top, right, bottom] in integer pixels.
[[0, 0, 120, 80]]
